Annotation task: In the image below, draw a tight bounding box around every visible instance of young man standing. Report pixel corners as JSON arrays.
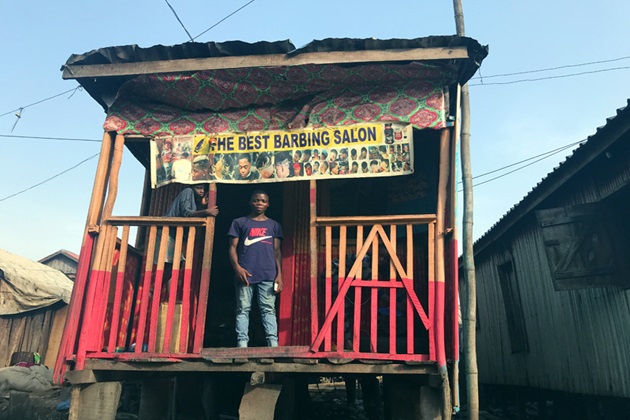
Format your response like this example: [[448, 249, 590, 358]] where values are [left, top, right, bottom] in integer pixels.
[[228, 190, 283, 348]]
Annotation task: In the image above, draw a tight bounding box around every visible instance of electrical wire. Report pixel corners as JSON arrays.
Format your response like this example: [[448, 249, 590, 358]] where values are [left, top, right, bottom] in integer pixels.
[[471, 55, 630, 80], [457, 141, 580, 192], [0, 87, 81, 118], [192, 0, 256, 41], [469, 66, 630, 86], [0, 153, 98, 202], [164, 0, 194, 42], [458, 139, 585, 184], [0, 134, 101, 142]]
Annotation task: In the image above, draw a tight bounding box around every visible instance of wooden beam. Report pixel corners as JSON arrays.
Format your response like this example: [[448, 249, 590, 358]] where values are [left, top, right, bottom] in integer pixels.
[[85, 358, 435, 375], [316, 214, 437, 226], [62, 47, 469, 79]]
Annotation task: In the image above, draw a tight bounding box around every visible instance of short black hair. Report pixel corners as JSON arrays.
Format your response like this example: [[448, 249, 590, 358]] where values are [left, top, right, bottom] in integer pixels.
[[237, 153, 252, 163], [250, 189, 269, 200]]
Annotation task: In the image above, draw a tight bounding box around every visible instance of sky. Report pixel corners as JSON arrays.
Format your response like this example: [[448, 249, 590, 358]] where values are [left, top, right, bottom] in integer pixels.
[[1, 0, 629, 261]]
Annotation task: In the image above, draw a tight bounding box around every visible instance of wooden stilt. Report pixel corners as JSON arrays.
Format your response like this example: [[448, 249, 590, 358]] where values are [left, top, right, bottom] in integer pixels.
[[193, 183, 217, 353], [436, 128, 452, 419], [309, 180, 318, 344], [54, 132, 113, 382]]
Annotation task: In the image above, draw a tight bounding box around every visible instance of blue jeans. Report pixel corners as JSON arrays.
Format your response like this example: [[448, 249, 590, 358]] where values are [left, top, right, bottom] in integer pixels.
[[235, 280, 278, 347]]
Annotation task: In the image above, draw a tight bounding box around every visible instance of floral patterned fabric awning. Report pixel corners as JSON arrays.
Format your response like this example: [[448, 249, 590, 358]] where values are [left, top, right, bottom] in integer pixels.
[[104, 61, 456, 136]]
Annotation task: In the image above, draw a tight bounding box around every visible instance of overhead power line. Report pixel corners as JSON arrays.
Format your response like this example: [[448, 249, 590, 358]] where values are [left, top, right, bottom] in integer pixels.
[[471, 55, 630, 80], [192, 0, 256, 41], [469, 65, 630, 86], [0, 153, 98, 202], [164, 0, 194, 42], [0, 87, 81, 118], [0, 134, 101, 142], [457, 140, 582, 192], [459, 139, 585, 184]]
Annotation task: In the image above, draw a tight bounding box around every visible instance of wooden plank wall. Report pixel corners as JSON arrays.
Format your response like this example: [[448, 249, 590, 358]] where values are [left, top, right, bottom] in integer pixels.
[[0, 302, 65, 367], [472, 136, 630, 398]]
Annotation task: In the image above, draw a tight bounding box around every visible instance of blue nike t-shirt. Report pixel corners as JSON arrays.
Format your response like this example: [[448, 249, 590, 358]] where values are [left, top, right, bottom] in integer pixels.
[[228, 216, 283, 284]]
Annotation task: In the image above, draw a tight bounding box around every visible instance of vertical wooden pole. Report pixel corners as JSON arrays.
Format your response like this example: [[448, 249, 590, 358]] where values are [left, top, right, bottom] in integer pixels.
[[353, 225, 363, 353], [453, 2, 479, 417], [179, 227, 196, 352], [163, 227, 184, 353], [407, 223, 416, 355], [136, 226, 157, 353], [309, 180, 319, 345], [449, 88, 462, 410], [108, 225, 130, 352], [336, 226, 347, 352], [93, 225, 119, 351], [193, 183, 217, 353], [428, 222, 435, 358], [101, 134, 125, 219], [75, 222, 113, 369], [436, 128, 452, 419], [324, 226, 332, 351], [54, 132, 113, 382], [389, 225, 397, 355], [370, 235, 378, 353], [148, 227, 169, 353]]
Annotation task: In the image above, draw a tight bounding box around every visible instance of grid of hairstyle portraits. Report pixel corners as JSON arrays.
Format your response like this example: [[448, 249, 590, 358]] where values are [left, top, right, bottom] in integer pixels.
[[154, 136, 412, 185]]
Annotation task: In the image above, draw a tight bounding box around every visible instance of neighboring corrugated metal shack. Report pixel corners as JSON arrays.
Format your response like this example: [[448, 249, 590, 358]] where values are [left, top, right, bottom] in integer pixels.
[[466, 100, 630, 399]]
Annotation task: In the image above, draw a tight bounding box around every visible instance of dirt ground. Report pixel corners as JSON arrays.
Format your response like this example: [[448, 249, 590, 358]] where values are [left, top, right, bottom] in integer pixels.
[[308, 380, 371, 420]]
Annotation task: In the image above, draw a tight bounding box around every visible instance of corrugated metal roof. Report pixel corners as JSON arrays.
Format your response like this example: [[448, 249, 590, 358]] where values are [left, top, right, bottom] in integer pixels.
[[473, 99, 630, 256], [62, 36, 487, 111]]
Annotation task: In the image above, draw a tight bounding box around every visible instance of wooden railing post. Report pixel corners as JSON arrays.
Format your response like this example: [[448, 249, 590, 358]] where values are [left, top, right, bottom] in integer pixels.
[[54, 132, 113, 382]]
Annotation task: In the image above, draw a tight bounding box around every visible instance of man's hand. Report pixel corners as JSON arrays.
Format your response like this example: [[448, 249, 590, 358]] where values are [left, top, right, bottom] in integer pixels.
[[205, 206, 219, 217], [235, 267, 251, 286], [274, 276, 283, 293]]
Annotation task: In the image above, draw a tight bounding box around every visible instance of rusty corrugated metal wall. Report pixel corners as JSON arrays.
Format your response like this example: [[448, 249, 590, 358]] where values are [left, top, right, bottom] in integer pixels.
[[471, 134, 630, 398]]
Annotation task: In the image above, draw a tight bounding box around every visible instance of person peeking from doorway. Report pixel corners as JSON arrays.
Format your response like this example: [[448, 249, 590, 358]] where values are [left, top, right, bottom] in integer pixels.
[[157, 184, 218, 273], [228, 190, 283, 348]]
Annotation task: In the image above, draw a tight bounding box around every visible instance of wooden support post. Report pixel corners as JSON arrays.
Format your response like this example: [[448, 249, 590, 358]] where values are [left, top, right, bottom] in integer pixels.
[[309, 180, 318, 344], [370, 235, 378, 353], [389, 225, 397, 355], [193, 183, 217, 353], [101, 134, 125, 219], [337, 225, 347, 352], [54, 132, 113, 382], [324, 226, 332, 351], [69, 382, 123, 420], [353, 225, 363, 353], [180, 228, 196, 352], [139, 378, 173, 420], [449, 84, 462, 412], [436, 128, 452, 419]]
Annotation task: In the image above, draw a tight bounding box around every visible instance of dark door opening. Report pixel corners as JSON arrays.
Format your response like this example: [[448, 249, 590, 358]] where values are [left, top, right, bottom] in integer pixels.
[[204, 183, 284, 347]]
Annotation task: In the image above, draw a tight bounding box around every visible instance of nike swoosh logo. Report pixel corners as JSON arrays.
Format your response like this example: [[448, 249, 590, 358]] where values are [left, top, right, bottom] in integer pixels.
[[244, 236, 273, 246]]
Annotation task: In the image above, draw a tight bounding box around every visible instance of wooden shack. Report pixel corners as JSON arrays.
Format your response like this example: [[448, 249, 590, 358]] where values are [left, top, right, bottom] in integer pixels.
[[465, 100, 630, 415], [56, 36, 487, 419], [39, 249, 79, 281], [0, 249, 73, 367]]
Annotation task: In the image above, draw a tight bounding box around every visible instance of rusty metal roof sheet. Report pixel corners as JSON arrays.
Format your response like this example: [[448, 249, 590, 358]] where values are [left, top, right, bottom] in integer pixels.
[[62, 36, 487, 111], [473, 99, 630, 256]]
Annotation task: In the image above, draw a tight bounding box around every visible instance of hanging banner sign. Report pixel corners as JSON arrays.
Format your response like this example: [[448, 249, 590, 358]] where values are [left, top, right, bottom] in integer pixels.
[[151, 123, 413, 187]]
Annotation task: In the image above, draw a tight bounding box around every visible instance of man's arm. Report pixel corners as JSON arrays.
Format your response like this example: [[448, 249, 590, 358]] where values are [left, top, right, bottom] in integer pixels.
[[229, 236, 251, 286], [190, 206, 219, 217], [273, 237, 283, 293]]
